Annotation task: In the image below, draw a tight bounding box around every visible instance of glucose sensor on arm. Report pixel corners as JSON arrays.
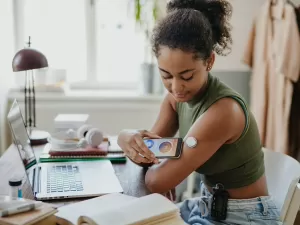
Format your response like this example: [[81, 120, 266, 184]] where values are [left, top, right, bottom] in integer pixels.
[[184, 136, 198, 148]]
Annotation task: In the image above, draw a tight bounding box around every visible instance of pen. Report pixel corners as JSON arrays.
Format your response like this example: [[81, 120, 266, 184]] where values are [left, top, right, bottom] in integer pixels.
[[0, 202, 42, 217]]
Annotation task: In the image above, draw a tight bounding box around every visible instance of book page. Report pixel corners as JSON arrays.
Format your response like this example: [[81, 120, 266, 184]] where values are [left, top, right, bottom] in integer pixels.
[[145, 214, 187, 225], [79, 194, 180, 225], [55, 194, 136, 225]]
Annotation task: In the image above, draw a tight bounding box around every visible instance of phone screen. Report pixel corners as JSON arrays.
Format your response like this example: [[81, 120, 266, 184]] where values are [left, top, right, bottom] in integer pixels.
[[143, 138, 181, 158]]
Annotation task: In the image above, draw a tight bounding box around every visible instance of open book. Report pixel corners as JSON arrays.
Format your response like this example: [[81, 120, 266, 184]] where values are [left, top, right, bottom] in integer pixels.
[[55, 193, 186, 225]]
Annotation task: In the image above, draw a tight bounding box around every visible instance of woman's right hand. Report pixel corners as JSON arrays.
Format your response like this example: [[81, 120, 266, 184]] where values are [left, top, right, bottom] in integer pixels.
[[117, 129, 160, 164]]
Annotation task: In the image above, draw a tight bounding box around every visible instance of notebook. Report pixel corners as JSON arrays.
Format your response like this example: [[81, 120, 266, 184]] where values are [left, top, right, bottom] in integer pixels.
[[48, 142, 109, 156], [55, 193, 186, 225]]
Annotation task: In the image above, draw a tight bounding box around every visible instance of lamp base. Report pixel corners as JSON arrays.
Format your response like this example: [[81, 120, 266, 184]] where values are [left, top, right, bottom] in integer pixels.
[[28, 128, 49, 146]]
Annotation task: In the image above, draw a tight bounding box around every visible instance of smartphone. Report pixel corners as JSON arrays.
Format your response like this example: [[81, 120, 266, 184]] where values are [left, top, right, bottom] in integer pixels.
[[143, 138, 183, 159]]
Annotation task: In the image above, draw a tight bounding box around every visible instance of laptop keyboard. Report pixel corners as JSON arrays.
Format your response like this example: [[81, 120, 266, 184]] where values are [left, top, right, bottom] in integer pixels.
[[47, 165, 83, 193]]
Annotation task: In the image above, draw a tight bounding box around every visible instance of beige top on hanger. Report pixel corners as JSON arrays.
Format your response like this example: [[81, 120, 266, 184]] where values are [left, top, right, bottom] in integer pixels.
[[243, 0, 300, 155]]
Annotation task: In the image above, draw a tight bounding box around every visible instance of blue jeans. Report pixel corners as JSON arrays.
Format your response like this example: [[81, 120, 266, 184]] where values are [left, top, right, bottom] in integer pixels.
[[179, 183, 282, 225]]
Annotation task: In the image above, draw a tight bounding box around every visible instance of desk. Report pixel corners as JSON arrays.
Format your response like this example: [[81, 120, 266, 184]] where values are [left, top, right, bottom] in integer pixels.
[[0, 144, 150, 206]]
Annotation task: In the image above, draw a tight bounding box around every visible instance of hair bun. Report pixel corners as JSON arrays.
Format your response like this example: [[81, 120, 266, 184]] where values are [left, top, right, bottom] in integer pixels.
[[167, 0, 207, 13], [167, 0, 232, 56]]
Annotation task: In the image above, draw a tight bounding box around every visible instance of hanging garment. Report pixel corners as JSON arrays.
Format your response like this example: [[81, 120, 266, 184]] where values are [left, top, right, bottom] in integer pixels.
[[288, 79, 300, 161], [242, 0, 300, 155], [289, 1, 300, 32], [287, 2, 300, 161]]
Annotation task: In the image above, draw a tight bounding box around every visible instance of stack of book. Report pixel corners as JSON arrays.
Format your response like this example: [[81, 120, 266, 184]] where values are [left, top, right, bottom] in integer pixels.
[[39, 137, 126, 163], [0, 196, 57, 225]]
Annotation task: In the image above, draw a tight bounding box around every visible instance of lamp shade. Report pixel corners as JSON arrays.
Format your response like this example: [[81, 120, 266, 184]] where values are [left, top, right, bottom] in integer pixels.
[[12, 48, 48, 72]]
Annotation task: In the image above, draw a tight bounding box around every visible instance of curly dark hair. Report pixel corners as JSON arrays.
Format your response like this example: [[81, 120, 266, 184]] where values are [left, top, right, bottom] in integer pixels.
[[152, 0, 233, 60]]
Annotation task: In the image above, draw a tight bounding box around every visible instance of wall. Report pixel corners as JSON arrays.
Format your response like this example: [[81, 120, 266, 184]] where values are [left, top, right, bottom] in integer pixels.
[[6, 92, 164, 141], [209, 0, 265, 105], [0, 0, 14, 154], [213, 71, 250, 103], [213, 0, 264, 71]]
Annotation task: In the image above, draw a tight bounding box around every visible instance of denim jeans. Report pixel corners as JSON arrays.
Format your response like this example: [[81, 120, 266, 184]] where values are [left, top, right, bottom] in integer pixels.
[[179, 183, 282, 225]]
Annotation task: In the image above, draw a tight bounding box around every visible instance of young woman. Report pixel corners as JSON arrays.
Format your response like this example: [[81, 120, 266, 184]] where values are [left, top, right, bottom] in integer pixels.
[[118, 0, 281, 224]]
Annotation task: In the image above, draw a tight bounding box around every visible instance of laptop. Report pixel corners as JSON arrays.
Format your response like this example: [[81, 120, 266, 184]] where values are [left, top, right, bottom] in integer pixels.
[[7, 99, 123, 201]]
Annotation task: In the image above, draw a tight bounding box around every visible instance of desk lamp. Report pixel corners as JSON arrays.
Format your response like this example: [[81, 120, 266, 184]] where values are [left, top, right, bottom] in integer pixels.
[[12, 36, 50, 145]]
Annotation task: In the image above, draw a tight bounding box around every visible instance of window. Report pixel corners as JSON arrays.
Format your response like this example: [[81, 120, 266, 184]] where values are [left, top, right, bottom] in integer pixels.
[[19, 0, 151, 89], [23, 0, 87, 83], [95, 0, 144, 87]]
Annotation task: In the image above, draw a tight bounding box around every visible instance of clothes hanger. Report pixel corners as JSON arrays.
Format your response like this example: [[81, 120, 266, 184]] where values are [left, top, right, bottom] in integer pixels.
[[270, 0, 286, 19], [271, 0, 287, 5]]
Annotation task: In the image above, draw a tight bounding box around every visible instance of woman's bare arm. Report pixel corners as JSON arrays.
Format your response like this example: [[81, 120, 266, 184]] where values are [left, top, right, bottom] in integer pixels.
[[150, 93, 179, 137], [145, 98, 246, 193], [117, 93, 178, 168]]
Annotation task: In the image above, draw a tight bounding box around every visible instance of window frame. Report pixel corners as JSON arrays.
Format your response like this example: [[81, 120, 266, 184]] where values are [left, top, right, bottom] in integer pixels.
[[13, 0, 140, 90]]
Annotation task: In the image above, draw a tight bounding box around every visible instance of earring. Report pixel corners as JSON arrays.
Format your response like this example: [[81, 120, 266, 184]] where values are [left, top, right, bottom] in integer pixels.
[[207, 66, 212, 71]]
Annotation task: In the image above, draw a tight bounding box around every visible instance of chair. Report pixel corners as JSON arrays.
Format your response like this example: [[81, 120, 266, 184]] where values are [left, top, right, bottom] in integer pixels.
[[182, 148, 300, 224], [263, 148, 300, 224]]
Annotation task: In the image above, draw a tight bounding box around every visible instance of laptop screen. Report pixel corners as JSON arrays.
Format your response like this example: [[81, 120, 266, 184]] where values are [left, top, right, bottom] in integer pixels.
[[7, 100, 37, 171]]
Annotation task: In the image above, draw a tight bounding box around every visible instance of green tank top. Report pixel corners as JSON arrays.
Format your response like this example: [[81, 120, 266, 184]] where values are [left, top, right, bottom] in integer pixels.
[[176, 73, 265, 189]]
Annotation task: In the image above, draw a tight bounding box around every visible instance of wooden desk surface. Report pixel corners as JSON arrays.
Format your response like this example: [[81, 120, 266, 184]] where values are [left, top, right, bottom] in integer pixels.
[[0, 144, 150, 206]]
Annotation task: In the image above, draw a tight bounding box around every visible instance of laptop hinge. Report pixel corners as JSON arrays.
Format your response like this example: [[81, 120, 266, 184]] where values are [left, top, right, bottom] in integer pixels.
[[37, 166, 41, 194], [33, 166, 41, 196], [32, 167, 36, 196]]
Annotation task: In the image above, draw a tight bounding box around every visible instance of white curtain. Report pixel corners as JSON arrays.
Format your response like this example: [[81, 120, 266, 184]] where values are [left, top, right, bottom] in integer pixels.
[[0, 0, 15, 154]]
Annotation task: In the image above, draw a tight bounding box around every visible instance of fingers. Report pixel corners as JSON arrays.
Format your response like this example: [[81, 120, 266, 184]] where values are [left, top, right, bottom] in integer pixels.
[[138, 130, 161, 139], [127, 147, 152, 164], [134, 136, 155, 161], [143, 131, 161, 139], [120, 129, 160, 164]]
